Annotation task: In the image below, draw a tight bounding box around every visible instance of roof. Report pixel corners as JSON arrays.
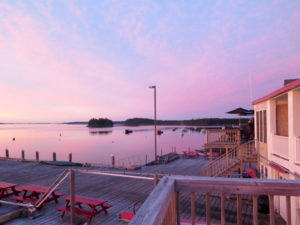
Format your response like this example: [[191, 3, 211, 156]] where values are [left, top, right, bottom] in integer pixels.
[[252, 79, 300, 105]]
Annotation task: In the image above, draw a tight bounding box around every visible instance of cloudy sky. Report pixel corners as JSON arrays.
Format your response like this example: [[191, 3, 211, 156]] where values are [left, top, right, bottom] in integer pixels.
[[0, 1, 299, 122]]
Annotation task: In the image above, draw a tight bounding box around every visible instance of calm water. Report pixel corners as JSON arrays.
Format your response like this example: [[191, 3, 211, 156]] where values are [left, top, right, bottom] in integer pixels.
[[0, 124, 206, 166]]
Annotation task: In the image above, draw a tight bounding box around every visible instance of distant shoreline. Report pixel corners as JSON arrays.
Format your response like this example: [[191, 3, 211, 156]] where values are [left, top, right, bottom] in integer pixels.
[[0, 117, 251, 126]]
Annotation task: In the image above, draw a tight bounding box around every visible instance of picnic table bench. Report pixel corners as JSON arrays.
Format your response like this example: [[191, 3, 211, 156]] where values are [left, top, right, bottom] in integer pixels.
[[57, 195, 112, 224], [0, 181, 19, 199], [11, 184, 63, 209]]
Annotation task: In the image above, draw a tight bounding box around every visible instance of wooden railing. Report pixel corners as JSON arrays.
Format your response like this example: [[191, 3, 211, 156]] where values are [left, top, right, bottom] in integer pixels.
[[206, 129, 240, 145], [130, 176, 300, 225], [202, 148, 238, 177], [202, 141, 256, 177]]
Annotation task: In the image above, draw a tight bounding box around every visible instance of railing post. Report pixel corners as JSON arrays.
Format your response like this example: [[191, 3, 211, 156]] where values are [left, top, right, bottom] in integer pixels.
[[221, 193, 226, 225], [237, 194, 242, 225], [269, 195, 275, 225], [226, 148, 229, 168], [253, 195, 258, 225], [206, 193, 210, 225], [286, 196, 291, 225], [176, 192, 180, 225], [69, 169, 75, 224], [191, 192, 195, 225]]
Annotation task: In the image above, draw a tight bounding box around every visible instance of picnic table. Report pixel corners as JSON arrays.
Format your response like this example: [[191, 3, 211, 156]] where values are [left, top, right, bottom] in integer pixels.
[[0, 181, 19, 199], [57, 195, 112, 224], [11, 184, 63, 209]]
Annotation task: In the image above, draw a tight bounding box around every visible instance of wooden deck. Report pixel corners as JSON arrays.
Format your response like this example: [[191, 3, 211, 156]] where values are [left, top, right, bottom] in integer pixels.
[[0, 158, 281, 225]]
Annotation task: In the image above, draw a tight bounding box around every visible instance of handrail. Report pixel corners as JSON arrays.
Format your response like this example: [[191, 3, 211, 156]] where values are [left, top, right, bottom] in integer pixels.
[[202, 140, 256, 177], [130, 176, 300, 225]]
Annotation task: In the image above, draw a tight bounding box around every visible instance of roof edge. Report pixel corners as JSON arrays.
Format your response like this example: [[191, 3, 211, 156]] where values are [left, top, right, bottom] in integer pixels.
[[252, 79, 300, 105]]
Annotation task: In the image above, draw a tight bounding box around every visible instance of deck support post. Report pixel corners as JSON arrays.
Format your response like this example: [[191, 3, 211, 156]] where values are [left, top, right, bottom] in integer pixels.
[[69, 169, 75, 225], [53, 152, 56, 161], [69, 153, 72, 162]]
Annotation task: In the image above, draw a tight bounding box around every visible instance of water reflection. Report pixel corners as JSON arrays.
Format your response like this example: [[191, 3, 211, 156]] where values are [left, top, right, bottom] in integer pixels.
[[0, 124, 206, 165]]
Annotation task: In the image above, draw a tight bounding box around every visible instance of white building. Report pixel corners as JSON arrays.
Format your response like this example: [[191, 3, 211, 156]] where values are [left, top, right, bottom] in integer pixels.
[[252, 78, 300, 224]]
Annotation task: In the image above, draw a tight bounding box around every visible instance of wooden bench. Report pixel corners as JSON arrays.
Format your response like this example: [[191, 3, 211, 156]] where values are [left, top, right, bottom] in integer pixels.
[[11, 196, 39, 204], [57, 206, 93, 218]]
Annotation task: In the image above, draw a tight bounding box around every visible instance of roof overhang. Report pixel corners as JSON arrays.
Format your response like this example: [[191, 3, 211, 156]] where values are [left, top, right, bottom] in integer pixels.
[[252, 79, 300, 105]]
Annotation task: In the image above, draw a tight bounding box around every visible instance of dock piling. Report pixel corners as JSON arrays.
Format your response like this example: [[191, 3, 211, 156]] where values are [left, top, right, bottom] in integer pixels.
[[5, 149, 9, 158], [111, 155, 115, 168], [69, 153, 72, 162], [36, 151, 39, 161], [53, 152, 56, 161], [21, 150, 25, 160]]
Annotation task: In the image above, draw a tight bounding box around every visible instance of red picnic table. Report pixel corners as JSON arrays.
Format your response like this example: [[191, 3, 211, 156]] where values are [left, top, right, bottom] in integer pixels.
[[0, 181, 19, 199], [57, 195, 112, 224], [11, 184, 63, 209]]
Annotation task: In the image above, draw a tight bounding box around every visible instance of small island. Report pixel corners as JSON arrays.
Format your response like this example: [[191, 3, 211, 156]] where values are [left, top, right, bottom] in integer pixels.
[[87, 118, 113, 128]]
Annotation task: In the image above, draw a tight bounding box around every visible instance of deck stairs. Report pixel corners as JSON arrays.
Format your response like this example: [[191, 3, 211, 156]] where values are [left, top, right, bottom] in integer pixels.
[[202, 140, 256, 177]]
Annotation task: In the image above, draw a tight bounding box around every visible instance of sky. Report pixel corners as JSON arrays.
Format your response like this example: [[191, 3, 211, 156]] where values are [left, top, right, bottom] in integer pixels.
[[0, 0, 299, 123]]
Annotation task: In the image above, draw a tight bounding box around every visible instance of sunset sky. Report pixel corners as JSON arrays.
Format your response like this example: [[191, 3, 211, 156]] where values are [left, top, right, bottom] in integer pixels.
[[0, 1, 299, 122]]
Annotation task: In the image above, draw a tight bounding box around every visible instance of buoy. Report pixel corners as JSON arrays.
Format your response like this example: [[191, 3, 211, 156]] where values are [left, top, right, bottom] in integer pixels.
[[12, 138, 15, 141]]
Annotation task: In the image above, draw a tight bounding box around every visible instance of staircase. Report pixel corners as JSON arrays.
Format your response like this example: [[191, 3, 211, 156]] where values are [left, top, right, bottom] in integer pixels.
[[202, 140, 256, 177]]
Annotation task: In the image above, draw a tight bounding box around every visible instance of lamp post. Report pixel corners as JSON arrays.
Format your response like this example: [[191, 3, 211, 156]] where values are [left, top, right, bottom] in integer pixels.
[[149, 85, 157, 160]]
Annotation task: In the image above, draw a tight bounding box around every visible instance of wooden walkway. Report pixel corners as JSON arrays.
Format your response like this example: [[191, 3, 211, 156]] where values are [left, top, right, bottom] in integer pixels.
[[0, 158, 284, 225]]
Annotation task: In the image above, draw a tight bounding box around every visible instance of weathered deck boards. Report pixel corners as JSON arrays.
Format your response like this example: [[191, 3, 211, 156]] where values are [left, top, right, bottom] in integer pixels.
[[0, 158, 285, 225]]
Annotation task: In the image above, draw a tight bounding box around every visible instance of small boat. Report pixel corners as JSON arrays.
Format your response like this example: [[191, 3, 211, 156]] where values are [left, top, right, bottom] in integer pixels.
[[157, 130, 163, 135], [40, 161, 83, 167], [125, 129, 133, 134]]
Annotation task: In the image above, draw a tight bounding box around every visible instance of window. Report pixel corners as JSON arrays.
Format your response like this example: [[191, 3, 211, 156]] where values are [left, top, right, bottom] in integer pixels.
[[276, 94, 288, 136], [256, 110, 267, 143], [265, 167, 268, 178], [256, 112, 260, 141], [259, 111, 263, 142], [263, 110, 267, 143], [261, 165, 264, 178]]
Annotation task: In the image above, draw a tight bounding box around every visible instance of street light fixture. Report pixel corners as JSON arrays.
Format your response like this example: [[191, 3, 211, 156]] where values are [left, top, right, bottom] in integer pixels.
[[149, 85, 157, 160]]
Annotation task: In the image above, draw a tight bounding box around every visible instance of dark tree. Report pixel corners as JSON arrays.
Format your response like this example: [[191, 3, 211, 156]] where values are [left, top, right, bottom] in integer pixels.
[[88, 118, 113, 128]]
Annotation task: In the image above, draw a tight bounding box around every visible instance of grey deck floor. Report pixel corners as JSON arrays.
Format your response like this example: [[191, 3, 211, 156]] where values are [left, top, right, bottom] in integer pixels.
[[0, 158, 285, 225]]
